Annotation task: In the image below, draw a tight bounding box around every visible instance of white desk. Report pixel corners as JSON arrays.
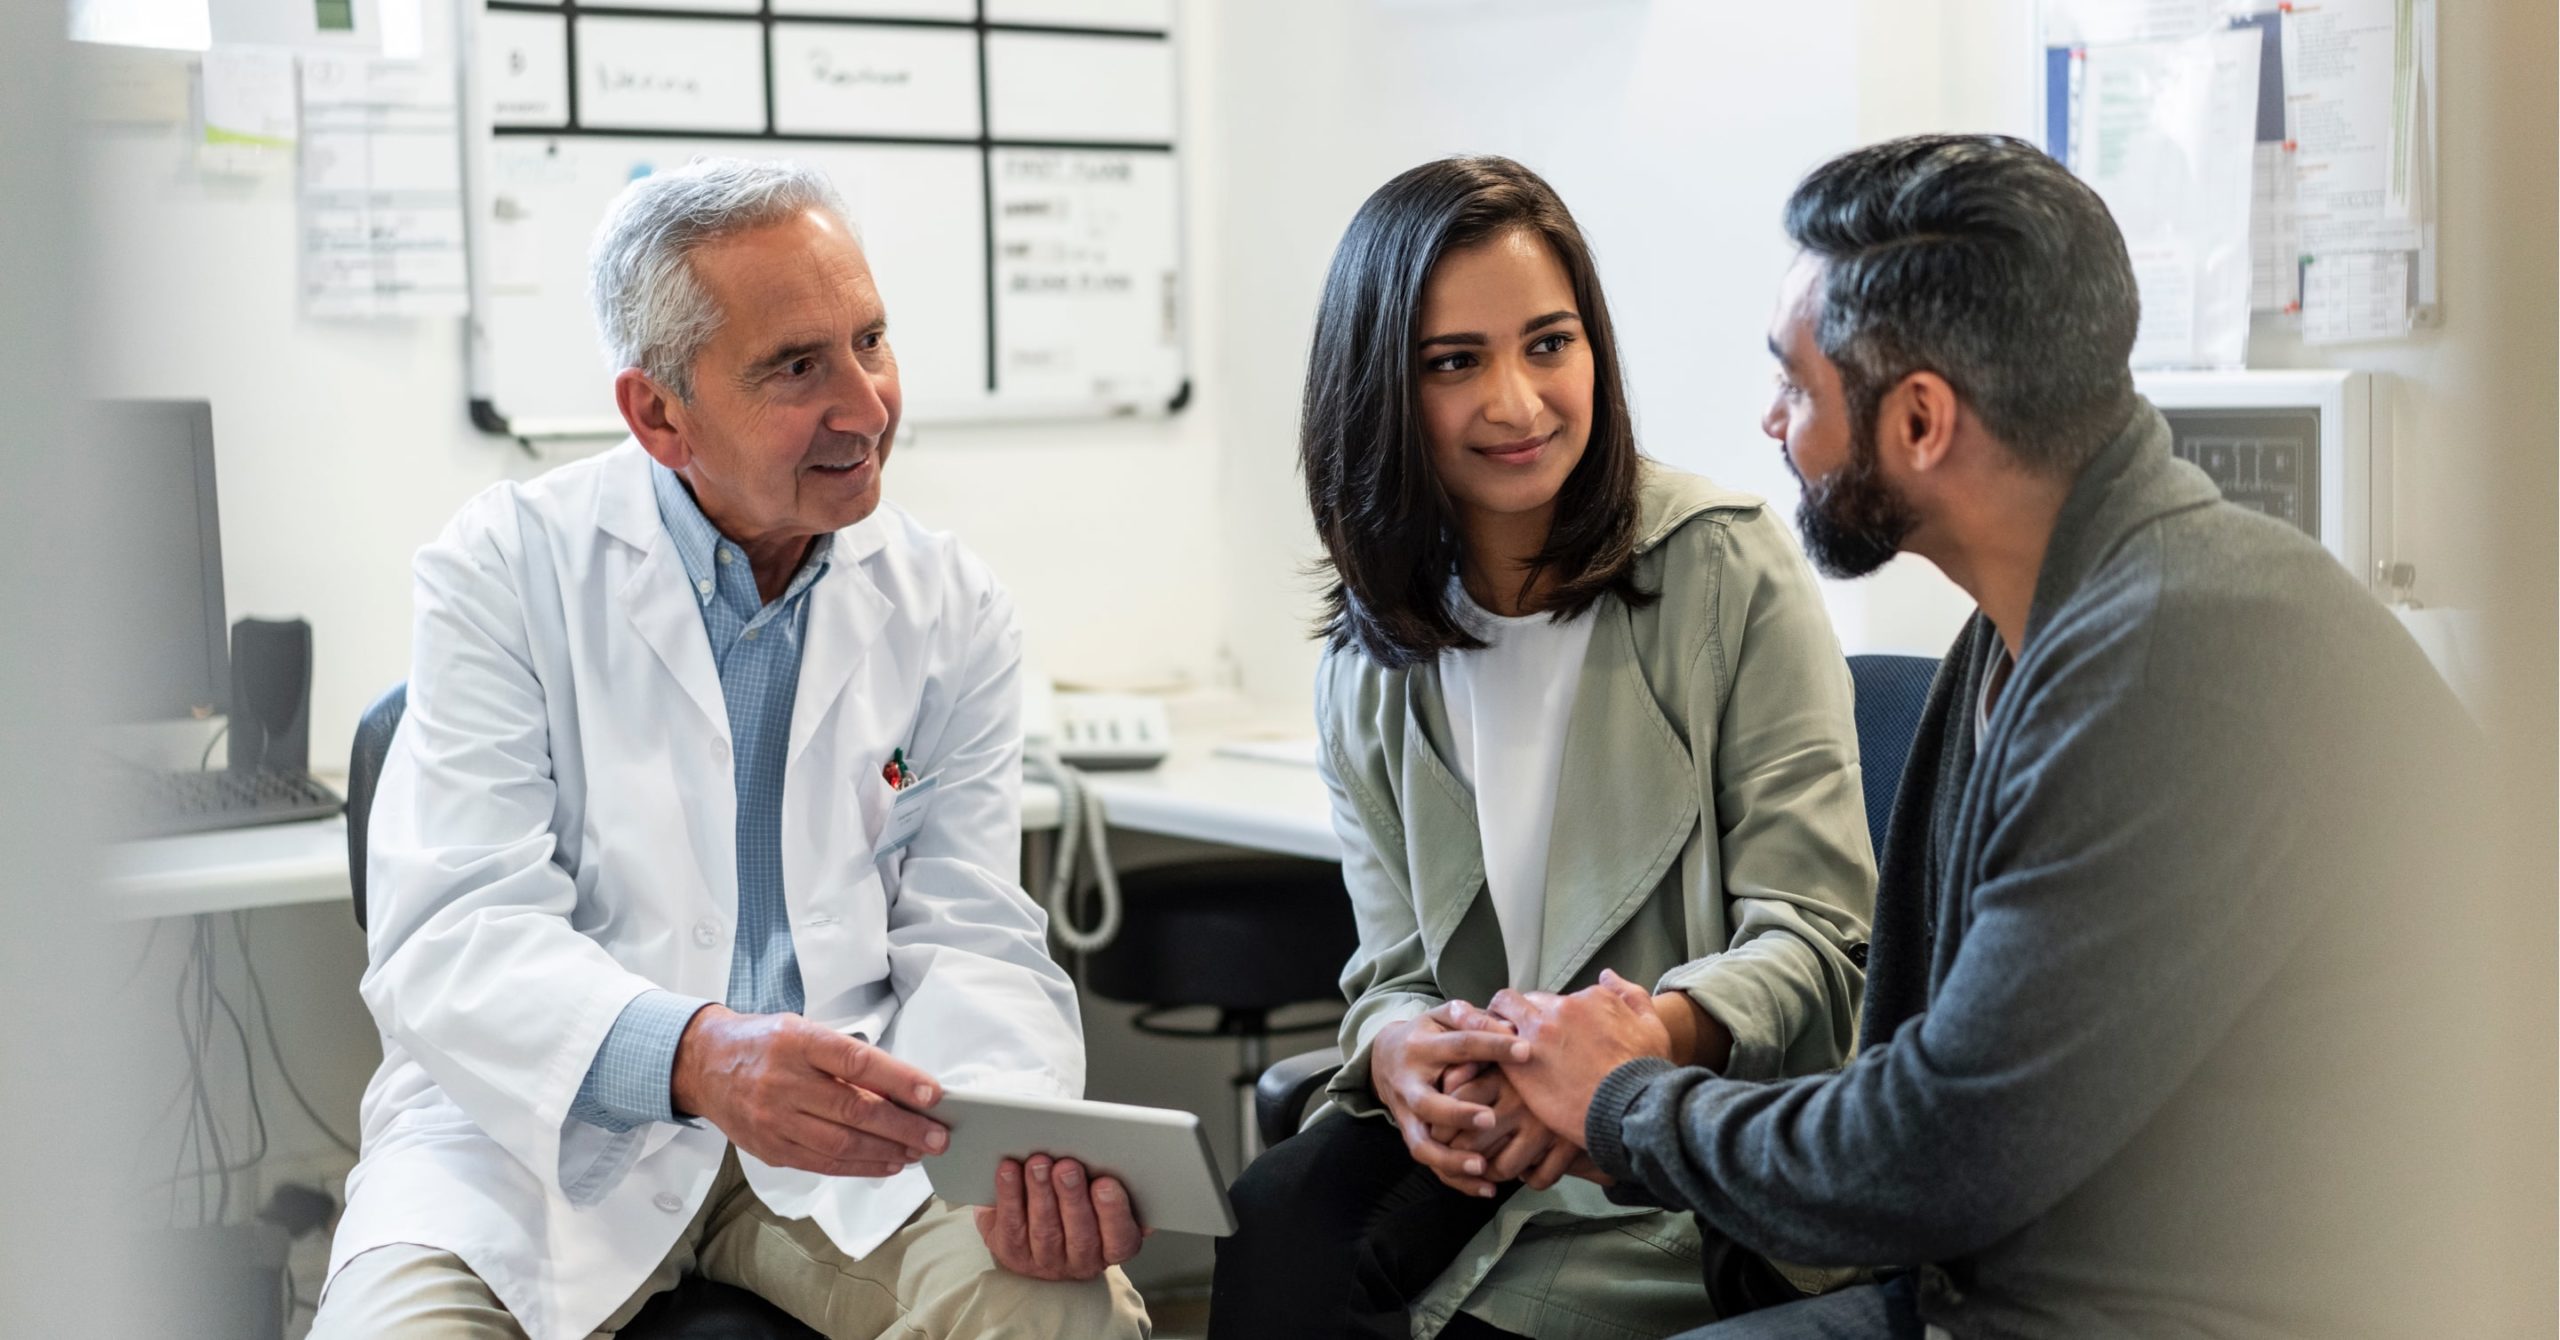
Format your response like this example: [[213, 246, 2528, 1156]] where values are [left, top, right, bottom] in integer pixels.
[[103, 736, 1335, 921], [1079, 743, 1337, 862], [104, 816, 353, 921]]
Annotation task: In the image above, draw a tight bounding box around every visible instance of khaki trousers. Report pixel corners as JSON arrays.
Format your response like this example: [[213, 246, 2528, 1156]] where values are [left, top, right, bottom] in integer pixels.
[[310, 1149, 1149, 1340]]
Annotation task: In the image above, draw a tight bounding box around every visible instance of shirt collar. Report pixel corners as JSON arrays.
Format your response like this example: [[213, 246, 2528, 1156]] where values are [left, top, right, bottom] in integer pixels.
[[650, 463, 834, 609]]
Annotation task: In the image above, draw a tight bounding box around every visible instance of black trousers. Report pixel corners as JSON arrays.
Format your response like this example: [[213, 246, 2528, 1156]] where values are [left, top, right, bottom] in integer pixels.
[[1209, 1112, 1529, 1340]]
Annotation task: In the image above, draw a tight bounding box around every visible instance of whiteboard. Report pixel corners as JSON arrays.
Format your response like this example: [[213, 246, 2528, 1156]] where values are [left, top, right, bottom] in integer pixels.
[[459, 0, 1187, 438]]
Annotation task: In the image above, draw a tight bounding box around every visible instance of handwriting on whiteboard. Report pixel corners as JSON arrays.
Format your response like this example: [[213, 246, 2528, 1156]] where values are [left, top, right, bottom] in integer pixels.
[[772, 24, 979, 137], [576, 17, 765, 131]]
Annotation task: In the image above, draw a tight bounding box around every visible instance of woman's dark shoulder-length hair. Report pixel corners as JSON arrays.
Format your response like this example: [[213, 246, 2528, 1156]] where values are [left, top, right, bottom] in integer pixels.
[[1302, 154, 1652, 670]]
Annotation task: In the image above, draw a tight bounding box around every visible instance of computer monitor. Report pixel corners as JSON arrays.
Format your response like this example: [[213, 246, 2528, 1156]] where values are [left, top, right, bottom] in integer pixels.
[[96, 399, 230, 723], [2133, 370, 2392, 595]]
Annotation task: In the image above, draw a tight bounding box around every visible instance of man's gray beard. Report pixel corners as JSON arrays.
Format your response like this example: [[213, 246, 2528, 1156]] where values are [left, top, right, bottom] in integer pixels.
[[1793, 422, 1917, 580]]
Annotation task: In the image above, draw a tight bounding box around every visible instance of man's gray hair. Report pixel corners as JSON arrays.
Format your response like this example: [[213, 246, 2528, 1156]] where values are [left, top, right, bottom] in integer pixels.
[[588, 157, 852, 402]]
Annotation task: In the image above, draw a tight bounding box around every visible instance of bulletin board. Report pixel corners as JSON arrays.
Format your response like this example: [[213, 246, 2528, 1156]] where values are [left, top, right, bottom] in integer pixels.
[[2038, 0, 2438, 364], [457, 0, 1188, 440]]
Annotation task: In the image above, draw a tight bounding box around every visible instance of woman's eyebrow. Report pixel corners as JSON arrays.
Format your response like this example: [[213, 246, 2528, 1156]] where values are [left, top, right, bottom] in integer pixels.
[[1419, 310, 1580, 349]]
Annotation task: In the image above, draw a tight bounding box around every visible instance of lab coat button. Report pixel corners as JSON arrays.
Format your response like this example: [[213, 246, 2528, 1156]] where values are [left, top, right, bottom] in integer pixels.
[[692, 921, 718, 948], [653, 1193, 684, 1214]]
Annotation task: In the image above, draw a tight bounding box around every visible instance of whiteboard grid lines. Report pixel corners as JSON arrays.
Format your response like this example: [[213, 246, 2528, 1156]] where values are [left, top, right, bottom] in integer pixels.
[[484, 0, 1165, 40], [467, 0, 1186, 430]]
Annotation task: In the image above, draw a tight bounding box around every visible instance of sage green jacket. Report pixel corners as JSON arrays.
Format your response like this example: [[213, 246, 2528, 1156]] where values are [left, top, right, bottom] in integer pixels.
[[1312, 464, 1875, 1340]]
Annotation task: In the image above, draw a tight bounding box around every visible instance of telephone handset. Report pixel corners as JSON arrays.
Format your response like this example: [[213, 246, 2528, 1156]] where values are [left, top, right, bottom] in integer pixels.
[[1021, 663, 1162, 953], [1023, 675, 1170, 772]]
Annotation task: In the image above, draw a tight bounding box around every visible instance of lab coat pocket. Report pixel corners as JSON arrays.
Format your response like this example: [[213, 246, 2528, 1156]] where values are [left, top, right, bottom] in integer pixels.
[[874, 776, 938, 865], [796, 866, 891, 1008]]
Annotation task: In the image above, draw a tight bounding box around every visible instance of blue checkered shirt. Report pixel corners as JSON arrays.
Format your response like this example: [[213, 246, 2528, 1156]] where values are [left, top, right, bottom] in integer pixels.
[[568, 465, 835, 1132]]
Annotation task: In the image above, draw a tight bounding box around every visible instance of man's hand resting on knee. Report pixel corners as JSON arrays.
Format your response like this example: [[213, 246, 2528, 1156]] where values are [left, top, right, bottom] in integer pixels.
[[672, 1005, 949, 1178], [973, 1154, 1150, 1280]]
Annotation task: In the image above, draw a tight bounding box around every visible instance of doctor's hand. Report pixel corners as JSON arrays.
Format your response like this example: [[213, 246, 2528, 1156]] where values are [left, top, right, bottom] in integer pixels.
[[1370, 1002, 1532, 1199], [972, 1155, 1151, 1281], [671, 1006, 949, 1179]]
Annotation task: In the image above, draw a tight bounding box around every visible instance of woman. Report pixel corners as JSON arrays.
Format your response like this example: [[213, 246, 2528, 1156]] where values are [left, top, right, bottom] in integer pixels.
[[1211, 156, 1875, 1340]]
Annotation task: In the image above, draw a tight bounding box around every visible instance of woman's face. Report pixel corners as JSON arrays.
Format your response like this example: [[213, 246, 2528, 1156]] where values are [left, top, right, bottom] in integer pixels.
[[1414, 228, 1595, 534]]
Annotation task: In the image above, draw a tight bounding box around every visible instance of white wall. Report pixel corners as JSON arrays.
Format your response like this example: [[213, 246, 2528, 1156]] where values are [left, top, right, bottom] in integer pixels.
[[79, 0, 1230, 770], [1205, 0, 1873, 718]]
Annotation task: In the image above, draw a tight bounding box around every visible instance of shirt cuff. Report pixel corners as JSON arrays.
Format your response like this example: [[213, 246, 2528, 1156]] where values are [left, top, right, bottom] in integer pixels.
[[569, 990, 713, 1133], [1585, 1056, 1679, 1187]]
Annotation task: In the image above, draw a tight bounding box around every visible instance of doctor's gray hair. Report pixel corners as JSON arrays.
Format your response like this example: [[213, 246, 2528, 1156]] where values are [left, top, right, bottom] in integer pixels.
[[587, 157, 853, 402]]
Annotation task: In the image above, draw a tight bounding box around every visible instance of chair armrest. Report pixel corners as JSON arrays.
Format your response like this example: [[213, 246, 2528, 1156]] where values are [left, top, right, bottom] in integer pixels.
[[1254, 1045, 1345, 1150]]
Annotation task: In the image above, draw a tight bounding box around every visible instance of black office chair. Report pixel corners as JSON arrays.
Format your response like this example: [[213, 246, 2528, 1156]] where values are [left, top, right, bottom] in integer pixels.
[[1079, 855, 1360, 1165], [1249, 653, 1945, 1149], [347, 683, 822, 1340]]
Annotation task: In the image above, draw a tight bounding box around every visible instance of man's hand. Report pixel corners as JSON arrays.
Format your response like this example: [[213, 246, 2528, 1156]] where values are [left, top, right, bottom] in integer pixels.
[[1426, 1002, 1585, 1191], [1488, 971, 1674, 1150], [671, 1005, 948, 1178], [1370, 1002, 1532, 1198], [971, 1155, 1150, 1281]]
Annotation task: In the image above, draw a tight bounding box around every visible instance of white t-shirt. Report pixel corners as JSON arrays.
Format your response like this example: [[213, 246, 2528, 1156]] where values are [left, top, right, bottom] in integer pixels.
[[1438, 583, 1598, 990]]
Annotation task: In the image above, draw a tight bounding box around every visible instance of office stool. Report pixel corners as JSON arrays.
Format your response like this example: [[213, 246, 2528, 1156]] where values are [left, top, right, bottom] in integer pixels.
[[1081, 856, 1359, 1165], [347, 682, 821, 1340]]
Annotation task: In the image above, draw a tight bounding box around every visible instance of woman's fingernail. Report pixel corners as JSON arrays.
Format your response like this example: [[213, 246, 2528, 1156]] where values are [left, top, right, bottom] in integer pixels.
[[1463, 1157, 1484, 1175], [1476, 1185, 1496, 1198], [926, 1127, 947, 1152], [1474, 1112, 1495, 1128], [1512, 1042, 1532, 1061]]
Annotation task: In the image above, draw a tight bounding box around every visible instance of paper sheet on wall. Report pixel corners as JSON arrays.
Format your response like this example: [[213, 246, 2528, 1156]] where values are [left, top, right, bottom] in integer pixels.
[[2283, 0, 2423, 254], [2073, 27, 2261, 367], [2249, 142, 2300, 311], [2043, 0, 2213, 45], [298, 54, 466, 318], [2299, 249, 2409, 344], [200, 47, 297, 175]]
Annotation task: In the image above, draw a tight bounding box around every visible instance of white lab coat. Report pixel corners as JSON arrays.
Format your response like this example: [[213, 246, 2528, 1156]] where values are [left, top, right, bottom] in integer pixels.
[[326, 442, 1083, 1340]]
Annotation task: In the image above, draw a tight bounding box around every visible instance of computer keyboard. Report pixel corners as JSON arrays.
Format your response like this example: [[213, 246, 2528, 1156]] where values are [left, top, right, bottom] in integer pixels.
[[114, 766, 345, 839]]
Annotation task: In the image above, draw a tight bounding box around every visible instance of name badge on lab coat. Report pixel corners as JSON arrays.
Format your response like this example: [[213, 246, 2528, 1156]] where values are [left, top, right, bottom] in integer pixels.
[[875, 775, 939, 861]]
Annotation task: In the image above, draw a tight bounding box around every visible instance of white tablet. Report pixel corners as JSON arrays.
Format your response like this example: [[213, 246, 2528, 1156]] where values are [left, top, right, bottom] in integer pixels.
[[920, 1086, 1237, 1238]]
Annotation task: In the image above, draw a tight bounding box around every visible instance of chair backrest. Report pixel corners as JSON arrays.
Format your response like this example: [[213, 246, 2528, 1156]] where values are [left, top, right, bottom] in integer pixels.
[[345, 681, 407, 931], [1846, 654, 1939, 862]]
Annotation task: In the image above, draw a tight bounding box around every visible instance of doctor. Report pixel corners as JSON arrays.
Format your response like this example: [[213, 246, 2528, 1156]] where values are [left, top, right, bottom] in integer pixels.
[[313, 158, 1151, 1340]]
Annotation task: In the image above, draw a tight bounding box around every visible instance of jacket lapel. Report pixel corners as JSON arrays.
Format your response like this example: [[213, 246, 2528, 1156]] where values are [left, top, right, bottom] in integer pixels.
[[1397, 665, 1489, 965], [1533, 599, 1699, 991]]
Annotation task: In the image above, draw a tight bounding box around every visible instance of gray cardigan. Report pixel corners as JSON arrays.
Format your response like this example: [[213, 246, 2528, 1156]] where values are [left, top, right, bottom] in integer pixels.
[[1586, 404, 2480, 1338]]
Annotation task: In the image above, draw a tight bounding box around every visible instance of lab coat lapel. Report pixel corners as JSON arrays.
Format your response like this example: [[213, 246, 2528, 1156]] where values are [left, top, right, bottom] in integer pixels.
[[788, 520, 893, 766], [1534, 600, 1698, 991], [598, 448, 730, 741]]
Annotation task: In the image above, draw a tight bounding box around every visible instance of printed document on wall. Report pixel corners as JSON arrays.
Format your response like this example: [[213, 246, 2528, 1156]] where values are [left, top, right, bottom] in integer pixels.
[[2283, 0, 2422, 254], [299, 54, 466, 318], [2300, 250, 2410, 345], [200, 47, 297, 175], [2249, 141, 2300, 311], [2042, 0, 2213, 45], [2073, 27, 2261, 367]]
